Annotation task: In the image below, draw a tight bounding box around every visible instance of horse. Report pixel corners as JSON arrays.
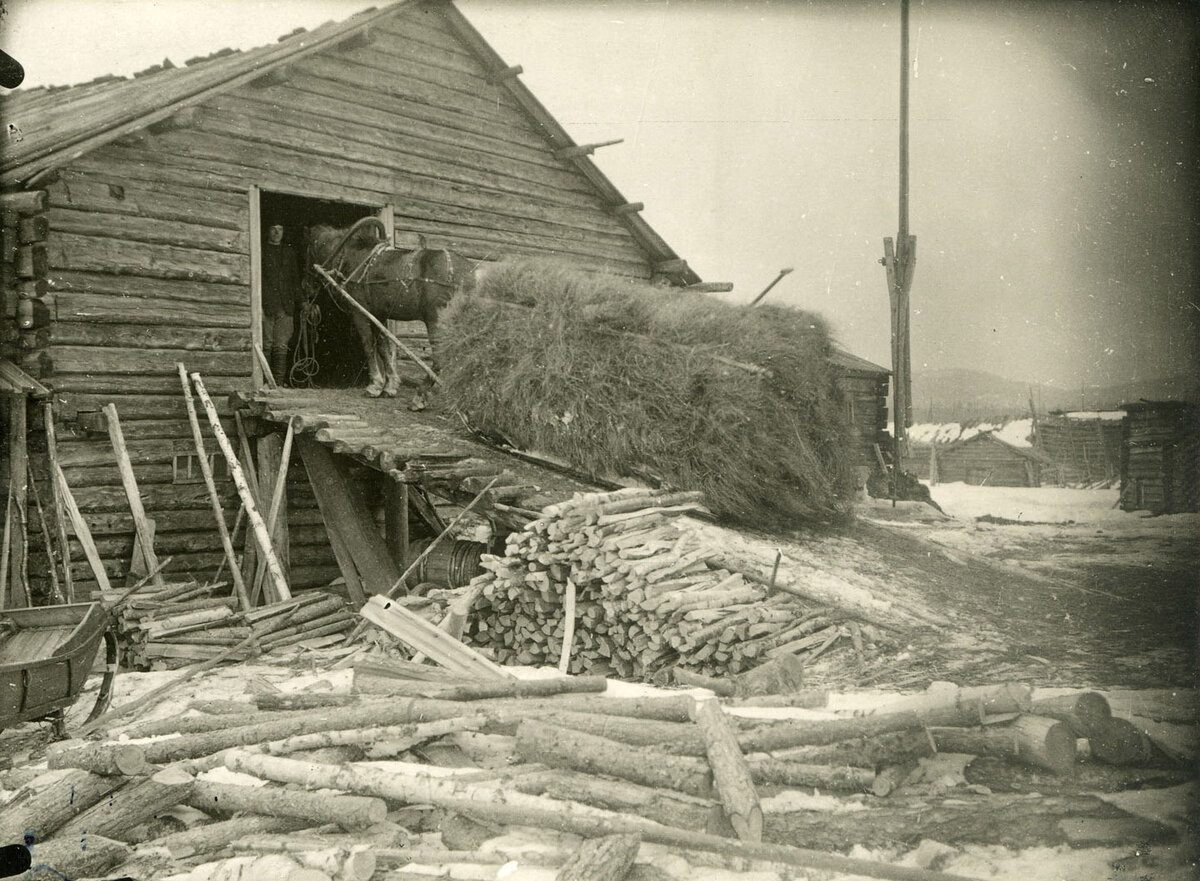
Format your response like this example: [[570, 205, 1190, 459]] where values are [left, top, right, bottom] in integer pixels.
[[305, 218, 475, 406]]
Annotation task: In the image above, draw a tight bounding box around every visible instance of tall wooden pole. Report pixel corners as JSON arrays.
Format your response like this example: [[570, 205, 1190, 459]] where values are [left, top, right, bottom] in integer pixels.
[[884, 0, 916, 494]]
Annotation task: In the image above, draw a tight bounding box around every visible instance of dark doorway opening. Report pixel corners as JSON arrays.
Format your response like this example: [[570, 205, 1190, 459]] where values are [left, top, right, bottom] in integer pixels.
[[259, 191, 379, 388]]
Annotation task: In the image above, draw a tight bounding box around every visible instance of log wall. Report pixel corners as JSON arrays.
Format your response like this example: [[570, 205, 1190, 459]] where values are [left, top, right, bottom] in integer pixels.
[[1119, 403, 1199, 514], [835, 372, 889, 467], [1037, 414, 1123, 485], [933, 437, 1042, 488], [24, 3, 659, 596]]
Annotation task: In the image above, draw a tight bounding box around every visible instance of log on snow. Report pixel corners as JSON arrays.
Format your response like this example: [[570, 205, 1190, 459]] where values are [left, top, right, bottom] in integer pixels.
[[930, 715, 1076, 775], [222, 749, 984, 881], [54, 765, 195, 842], [557, 833, 641, 881], [0, 770, 121, 844], [185, 780, 388, 830], [1087, 716, 1157, 766], [44, 739, 149, 776], [26, 834, 132, 878], [150, 815, 311, 859], [516, 720, 713, 798], [1031, 691, 1112, 738], [690, 697, 762, 842], [513, 769, 723, 834]]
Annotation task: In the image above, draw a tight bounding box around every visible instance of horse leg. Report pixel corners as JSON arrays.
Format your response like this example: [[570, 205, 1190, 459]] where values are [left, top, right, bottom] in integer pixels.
[[352, 313, 386, 397], [408, 316, 440, 412], [381, 332, 401, 398]]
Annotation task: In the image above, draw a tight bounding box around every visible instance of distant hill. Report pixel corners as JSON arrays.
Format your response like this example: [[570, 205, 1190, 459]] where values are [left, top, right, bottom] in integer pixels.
[[911, 368, 1199, 422]]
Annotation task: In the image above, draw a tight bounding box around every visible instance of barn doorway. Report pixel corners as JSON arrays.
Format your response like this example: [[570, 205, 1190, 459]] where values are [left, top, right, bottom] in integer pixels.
[[254, 190, 385, 389]]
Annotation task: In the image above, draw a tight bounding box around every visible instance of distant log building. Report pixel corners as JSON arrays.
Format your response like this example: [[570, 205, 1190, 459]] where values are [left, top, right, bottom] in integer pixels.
[[1119, 401, 1199, 515], [1035, 411, 1124, 485], [927, 432, 1053, 487]]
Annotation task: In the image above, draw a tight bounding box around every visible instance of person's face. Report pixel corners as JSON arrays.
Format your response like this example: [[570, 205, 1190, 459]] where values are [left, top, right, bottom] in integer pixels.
[[267, 225, 284, 245]]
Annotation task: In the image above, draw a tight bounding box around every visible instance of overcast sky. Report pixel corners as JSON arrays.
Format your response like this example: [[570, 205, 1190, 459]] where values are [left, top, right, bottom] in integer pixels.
[[2, 0, 1196, 389]]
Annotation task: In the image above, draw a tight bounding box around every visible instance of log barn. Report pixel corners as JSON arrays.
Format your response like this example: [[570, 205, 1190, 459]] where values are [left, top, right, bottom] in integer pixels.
[[828, 348, 890, 469], [1035, 410, 1124, 485], [1, 0, 884, 607], [927, 431, 1053, 488], [1119, 401, 1199, 515]]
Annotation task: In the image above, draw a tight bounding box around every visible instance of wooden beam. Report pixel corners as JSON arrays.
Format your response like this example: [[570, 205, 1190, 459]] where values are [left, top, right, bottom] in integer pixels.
[[52, 461, 112, 593], [250, 65, 292, 88], [654, 258, 689, 275], [0, 190, 46, 214], [486, 64, 523, 84], [5, 394, 28, 607], [612, 202, 644, 216], [686, 282, 734, 294], [148, 106, 203, 134], [296, 435, 400, 605], [177, 364, 251, 611], [555, 138, 624, 160], [102, 403, 167, 589], [190, 372, 290, 601], [43, 402, 74, 602]]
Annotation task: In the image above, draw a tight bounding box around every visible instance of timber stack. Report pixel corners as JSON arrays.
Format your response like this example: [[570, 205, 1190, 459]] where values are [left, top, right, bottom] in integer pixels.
[[465, 488, 879, 678], [2, 656, 1190, 881], [95, 584, 354, 670]]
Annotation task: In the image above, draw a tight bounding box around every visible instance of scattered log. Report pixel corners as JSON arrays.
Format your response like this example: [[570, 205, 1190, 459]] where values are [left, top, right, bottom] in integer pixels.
[[747, 759, 875, 792], [150, 815, 310, 858], [260, 716, 488, 756], [44, 740, 149, 776], [160, 853, 344, 880], [55, 766, 195, 842], [361, 675, 609, 701], [358, 594, 512, 680], [0, 770, 121, 843], [671, 667, 735, 696], [255, 693, 359, 711], [930, 715, 1076, 775], [690, 697, 762, 842], [557, 833, 641, 881], [1031, 691, 1111, 738], [512, 769, 722, 833], [222, 750, 984, 881], [1087, 716, 1156, 766], [25, 834, 132, 879], [733, 654, 805, 697], [516, 720, 713, 798], [186, 780, 387, 830]]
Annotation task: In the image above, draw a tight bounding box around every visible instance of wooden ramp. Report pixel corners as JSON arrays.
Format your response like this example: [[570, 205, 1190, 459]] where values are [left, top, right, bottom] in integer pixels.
[[233, 388, 606, 536]]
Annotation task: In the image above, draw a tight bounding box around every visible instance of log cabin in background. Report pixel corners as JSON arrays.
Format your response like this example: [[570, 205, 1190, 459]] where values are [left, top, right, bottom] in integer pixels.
[[925, 431, 1054, 488], [0, 0, 887, 605], [1119, 401, 1199, 515], [1035, 410, 1124, 486]]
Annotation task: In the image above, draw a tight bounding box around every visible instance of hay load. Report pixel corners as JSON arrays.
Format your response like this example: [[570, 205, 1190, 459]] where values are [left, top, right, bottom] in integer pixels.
[[438, 259, 854, 530]]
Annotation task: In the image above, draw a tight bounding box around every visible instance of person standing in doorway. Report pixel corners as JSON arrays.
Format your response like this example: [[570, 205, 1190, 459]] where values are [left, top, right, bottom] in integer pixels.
[[262, 223, 300, 386]]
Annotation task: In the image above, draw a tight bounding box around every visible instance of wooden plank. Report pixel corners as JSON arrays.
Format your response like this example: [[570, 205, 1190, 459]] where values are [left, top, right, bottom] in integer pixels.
[[5, 394, 29, 607], [50, 268, 248, 305], [296, 435, 400, 605], [102, 403, 166, 588], [48, 206, 249, 253], [252, 424, 293, 604], [51, 322, 249, 351], [190, 372, 290, 601], [47, 346, 247, 376], [52, 461, 113, 592], [47, 172, 246, 230], [43, 402, 75, 601], [54, 291, 249, 328], [177, 363, 250, 610], [359, 594, 512, 680], [46, 231, 250, 283]]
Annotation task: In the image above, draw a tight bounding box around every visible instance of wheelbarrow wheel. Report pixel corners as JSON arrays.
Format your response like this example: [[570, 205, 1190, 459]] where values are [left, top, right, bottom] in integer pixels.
[[83, 629, 119, 725]]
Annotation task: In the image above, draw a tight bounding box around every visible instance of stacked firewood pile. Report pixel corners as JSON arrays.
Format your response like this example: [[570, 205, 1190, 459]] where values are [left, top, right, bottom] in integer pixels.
[[1, 663, 1190, 881], [96, 585, 354, 670], [465, 488, 887, 678]]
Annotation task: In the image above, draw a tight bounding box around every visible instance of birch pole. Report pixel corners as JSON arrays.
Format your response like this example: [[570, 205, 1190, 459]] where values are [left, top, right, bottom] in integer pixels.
[[178, 364, 252, 611], [189, 372, 290, 602]]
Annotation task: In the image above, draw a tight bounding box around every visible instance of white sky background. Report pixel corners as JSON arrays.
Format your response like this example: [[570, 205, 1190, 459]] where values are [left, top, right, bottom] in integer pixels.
[[1, 0, 1196, 390]]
